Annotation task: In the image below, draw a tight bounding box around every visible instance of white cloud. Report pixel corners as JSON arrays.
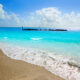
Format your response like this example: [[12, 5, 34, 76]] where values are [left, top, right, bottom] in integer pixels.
[[32, 7, 80, 30], [0, 4, 20, 27], [0, 3, 80, 30]]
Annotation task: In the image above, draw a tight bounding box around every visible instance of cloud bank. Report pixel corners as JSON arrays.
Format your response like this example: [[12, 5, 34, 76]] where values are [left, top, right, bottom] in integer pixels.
[[34, 7, 80, 30], [0, 4, 20, 27], [0, 3, 80, 30]]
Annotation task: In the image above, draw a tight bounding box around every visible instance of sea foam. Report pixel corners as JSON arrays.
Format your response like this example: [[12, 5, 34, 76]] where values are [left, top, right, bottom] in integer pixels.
[[0, 42, 80, 80], [31, 38, 42, 40]]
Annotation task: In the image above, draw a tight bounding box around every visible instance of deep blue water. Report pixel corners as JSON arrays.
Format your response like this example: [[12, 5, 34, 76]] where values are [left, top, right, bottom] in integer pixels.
[[0, 27, 80, 59]]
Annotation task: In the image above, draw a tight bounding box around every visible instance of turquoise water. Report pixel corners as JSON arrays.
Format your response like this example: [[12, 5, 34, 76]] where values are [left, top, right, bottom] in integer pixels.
[[0, 27, 80, 80], [0, 27, 80, 58]]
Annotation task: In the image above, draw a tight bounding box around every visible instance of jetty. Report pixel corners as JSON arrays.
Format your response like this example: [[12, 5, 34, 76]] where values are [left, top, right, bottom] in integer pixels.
[[22, 27, 67, 31]]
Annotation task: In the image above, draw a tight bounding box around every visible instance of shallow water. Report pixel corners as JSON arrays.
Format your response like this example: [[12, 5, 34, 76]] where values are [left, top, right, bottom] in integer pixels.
[[0, 27, 80, 80], [0, 27, 80, 57]]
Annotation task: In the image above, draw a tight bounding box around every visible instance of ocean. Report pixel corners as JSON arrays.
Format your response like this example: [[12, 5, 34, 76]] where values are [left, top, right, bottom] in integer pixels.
[[0, 27, 80, 80]]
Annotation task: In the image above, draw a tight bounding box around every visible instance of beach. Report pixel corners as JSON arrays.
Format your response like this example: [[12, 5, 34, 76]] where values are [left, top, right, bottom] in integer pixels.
[[0, 50, 64, 80], [0, 27, 80, 80]]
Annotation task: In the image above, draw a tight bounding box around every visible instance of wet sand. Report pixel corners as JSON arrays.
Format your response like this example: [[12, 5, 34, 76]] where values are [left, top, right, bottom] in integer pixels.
[[0, 50, 64, 80]]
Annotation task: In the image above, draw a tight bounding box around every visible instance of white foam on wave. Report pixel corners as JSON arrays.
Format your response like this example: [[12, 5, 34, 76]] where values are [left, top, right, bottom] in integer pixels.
[[31, 38, 42, 40], [0, 42, 80, 80], [4, 37, 8, 40]]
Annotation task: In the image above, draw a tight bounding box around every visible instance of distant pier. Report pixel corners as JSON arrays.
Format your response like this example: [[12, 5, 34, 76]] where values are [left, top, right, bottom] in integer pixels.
[[22, 27, 67, 31]]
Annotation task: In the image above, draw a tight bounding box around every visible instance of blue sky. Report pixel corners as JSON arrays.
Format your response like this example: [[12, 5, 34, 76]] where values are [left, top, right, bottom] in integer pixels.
[[0, 0, 80, 30], [0, 0, 80, 14]]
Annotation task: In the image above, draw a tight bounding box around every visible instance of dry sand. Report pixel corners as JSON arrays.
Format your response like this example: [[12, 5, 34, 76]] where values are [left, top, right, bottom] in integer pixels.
[[0, 50, 64, 80]]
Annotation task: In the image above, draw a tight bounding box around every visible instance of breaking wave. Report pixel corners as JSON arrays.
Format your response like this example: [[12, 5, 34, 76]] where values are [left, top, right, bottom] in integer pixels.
[[31, 38, 42, 40], [0, 42, 80, 80]]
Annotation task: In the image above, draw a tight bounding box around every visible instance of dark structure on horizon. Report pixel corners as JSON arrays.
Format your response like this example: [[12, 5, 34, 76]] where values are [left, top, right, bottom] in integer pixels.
[[22, 27, 67, 31]]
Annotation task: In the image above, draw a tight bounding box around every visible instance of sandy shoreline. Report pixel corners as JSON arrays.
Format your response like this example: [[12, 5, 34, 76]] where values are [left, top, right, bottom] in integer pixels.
[[0, 50, 64, 80]]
